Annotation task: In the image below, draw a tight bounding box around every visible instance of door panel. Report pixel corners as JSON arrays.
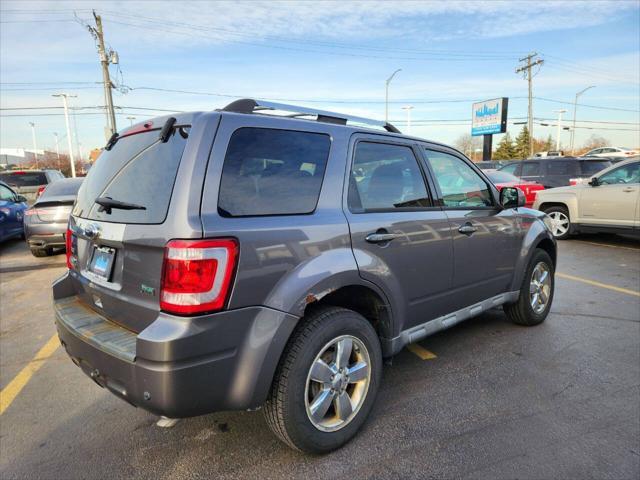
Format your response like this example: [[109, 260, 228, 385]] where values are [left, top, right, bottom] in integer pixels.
[[578, 162, 640, 227], [345, 139, 454, 331], [423, 149, 521, 307]]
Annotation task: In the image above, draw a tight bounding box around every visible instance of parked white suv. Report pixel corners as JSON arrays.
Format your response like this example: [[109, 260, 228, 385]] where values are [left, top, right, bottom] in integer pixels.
[[583, 147, 638, 158], [533, 158, 639, 239]]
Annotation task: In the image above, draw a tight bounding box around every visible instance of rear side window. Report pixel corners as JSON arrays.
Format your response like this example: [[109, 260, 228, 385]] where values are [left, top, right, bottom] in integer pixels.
[[349, 142, 431, 211], [72, 128, 188, 224], [0, 172, 47, 187], [546, 161, 578, 176], [580, 160, 611, 175], [218, 128, 330, 216]]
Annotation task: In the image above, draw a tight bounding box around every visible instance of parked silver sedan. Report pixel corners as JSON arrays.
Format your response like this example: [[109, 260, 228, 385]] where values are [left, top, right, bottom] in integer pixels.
[[23, 177, 83, 257]]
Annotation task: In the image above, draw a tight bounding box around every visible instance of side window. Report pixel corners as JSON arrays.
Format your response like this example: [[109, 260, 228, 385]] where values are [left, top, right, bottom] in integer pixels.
[[218, 128, 330, 216], [0, 185, 16, 201], [598, 163, 640, 185], [547, 161, 578, 176], [348, 142, 431, 212], [425, 150, 493, 208], [522, 162, 541, 176], [500, 163, 521, 176]]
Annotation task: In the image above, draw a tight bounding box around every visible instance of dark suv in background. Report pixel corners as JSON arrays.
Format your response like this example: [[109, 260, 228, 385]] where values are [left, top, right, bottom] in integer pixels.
[[53, 99, 556, 453], [498, 157, 611, 188], [0, 169, 65, 203]]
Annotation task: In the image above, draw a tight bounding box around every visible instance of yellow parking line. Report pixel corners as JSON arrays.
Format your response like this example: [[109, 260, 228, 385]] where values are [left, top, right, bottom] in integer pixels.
[[556, 272, 640, 297], [0, 334, 60, 415], [573, 240, 640, 252], [406, 343, 437, 360]]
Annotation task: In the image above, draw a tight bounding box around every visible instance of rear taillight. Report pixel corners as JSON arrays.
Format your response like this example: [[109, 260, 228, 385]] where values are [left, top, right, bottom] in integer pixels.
[[160, 238, 238, 315], [65, 227, 75, 270], [36, 185, 46, 198]]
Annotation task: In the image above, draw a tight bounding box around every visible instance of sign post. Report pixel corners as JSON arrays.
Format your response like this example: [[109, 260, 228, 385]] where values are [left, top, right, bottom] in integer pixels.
[[471, 98, 508, 161]]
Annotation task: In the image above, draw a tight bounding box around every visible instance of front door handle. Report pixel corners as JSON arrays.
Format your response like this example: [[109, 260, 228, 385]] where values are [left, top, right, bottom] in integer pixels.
[[365, 232, 400, 244], [622, 187, 636, 192], [458, 223, 478, 235]]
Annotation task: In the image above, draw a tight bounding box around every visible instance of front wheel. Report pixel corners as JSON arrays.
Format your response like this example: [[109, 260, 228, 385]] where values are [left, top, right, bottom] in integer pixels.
[[504, 248, 555, 326], [544, 205, 571, 240], [263, 306, 382, 453]]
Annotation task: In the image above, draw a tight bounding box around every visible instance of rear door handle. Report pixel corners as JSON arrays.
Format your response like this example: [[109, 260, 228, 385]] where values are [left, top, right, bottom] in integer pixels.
[[458, 223, 478, 235], [365, 232, 400, 244]]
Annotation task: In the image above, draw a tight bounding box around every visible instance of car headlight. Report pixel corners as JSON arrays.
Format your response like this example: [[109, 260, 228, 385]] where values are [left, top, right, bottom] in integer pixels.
[[542, 214, 554, 232]]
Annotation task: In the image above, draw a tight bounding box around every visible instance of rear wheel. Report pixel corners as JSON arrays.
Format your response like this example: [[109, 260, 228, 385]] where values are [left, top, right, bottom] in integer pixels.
[[543, 205, 571, 240], [504, 249, 554, 326], [30, 247, 53, 257], [264, 306, 382, 453]]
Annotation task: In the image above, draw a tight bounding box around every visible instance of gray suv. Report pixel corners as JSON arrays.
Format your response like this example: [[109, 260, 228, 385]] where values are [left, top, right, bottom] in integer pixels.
[[53, 99, 557, 453]]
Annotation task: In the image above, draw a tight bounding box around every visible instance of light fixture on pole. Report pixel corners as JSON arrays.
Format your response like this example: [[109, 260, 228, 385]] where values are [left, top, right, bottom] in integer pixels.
[[553, 109, 567, 151], [385, 69, 402, 124], [52, 93, 77, 178], [401, 106, 414, 134], [126, 116, 136, 126], [28, 122, 39, 168], [570, 85, 595, 154]]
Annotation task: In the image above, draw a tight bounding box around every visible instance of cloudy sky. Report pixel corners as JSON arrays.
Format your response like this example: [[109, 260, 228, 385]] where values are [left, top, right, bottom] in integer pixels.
[[1, 0, 639, 156]]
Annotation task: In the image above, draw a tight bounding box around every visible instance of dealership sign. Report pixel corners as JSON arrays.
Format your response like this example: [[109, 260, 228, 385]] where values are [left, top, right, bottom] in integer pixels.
[[471, 97, 508, 136]]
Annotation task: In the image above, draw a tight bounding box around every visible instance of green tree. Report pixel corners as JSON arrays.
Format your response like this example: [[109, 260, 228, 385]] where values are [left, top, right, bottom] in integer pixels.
[[493, 133, 516, 160], [544, 134, 554, 151], [514, 126, 531, 159]]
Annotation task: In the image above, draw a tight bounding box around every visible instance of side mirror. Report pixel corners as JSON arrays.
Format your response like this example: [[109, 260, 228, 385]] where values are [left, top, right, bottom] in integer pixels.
[[500, 186, 526, 209], [588, 177, 600, 187], [15, 195, 27, 203]]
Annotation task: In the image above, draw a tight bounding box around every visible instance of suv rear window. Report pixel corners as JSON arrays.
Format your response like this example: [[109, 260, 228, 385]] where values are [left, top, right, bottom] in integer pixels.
[[580, 160, 611, 175], [72, 127, 188, 224], [0, 171, 47, 187], [218, 128, 330, 216]]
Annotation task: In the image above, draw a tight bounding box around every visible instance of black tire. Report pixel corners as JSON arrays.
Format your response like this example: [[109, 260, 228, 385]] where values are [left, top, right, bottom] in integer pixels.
[[504, 248, 555, 326], [543, 205, 571, 240], [30, 247, 52, 257], [263, 306, 382, 454]]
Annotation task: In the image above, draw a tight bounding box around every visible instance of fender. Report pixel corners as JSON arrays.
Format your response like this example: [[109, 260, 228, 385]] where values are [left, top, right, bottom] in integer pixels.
[[510, 213, 557, 292], [536, 192, 579, 224]]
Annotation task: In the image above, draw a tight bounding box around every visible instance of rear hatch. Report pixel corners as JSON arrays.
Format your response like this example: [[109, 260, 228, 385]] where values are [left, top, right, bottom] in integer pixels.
[[0, 171, 47, 201], [68, 121, 190, 333]]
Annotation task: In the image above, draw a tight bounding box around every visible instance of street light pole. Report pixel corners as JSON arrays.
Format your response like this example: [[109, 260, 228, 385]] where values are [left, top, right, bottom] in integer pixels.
[[385, 69, 402, 124], [52, 93, 77, 178], [53, 132, 61, 169], [126, 116, 136, 126], [553, 109, 567, 151], [570, 85, 595, 155], [401, 106, 414, 134], [29, 122, 38, 168]]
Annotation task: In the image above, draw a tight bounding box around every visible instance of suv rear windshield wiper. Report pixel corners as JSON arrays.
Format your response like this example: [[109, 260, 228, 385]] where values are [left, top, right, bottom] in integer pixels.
[[95, 196, 147, 214]]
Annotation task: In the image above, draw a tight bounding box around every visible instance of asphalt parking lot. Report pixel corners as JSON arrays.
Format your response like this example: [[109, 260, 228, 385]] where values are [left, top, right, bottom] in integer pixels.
[[1, 235, 638, 479]]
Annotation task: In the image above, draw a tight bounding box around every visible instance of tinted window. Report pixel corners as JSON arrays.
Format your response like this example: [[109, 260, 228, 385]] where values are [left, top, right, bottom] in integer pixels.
[[546, 160, 578, 175], [40, 179, 83, 198], [0, 171, 47, 187], [598, 163, 640, 185], [0, 184, 15, 201], [218, 128, 330, 216], [349, 142, 431, 211], [522, 162, 541, 176], [500, 163, 521, 176], [73, 128, 188, 224], [580, 160, 611, 175], [425, 150, 493, 208]]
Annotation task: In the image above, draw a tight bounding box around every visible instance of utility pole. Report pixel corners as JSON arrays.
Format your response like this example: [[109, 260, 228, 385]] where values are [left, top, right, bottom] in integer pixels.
[[52, 94, 77, 178], [28, 122, 39, 168], [85, 10, 118, 139], [516, 52, 544, 156], [385, 69, 402, 124], [401, 106, 414, 134], [53, 132, 61, 169], [570, 85, 595, 155], [553, 109, 567, 151]]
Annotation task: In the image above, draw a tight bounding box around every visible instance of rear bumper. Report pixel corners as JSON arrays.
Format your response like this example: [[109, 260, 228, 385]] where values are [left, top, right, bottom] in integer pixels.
[[24, 222, 66, 248], [53, 272, 298, 418]]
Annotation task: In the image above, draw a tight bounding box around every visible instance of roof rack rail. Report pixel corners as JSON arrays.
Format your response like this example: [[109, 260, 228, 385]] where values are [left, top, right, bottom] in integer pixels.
[[222, 98, 401, 134]]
